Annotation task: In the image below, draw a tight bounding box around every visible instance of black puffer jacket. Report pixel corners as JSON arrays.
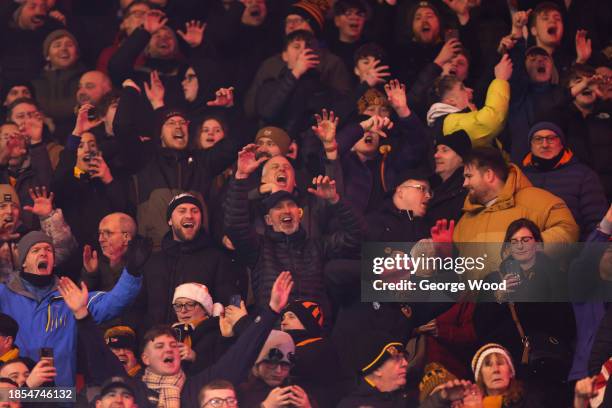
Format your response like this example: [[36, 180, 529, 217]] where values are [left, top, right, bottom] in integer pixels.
[[523, 151, 608, 240], [224, 178, 361, 308], [132, 230, 244, 330]]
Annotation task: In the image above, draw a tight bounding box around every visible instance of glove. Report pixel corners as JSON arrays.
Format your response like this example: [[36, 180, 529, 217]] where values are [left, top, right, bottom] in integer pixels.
[[126, 236, 152, 276]]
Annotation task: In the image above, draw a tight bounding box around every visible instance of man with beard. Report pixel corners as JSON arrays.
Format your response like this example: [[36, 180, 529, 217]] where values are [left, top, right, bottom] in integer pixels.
[[81, 212, 136, 291], [0, 231, 144, 387], [453, 147, 578, 279], [129, 192, 244, 332]]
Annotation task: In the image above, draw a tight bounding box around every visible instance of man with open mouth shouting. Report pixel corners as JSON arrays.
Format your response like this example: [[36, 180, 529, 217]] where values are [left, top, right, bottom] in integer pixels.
[[129, 192, 244, 333], [0, 230, 144, 388]]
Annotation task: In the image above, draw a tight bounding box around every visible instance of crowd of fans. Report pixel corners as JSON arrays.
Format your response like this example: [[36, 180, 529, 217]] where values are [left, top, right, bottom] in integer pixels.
[[0, 0, 610, 406]]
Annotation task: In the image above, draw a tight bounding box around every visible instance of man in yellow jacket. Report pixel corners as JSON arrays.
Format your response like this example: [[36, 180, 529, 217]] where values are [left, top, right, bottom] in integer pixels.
[[427, 54, 513, 151], [453, 147, 578, 280]]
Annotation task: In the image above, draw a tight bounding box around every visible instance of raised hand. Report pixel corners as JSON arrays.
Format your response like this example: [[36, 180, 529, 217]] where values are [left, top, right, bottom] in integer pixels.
[[219, 300, 248, 337], [72, 103, 100, 136], [23, 186, 54, 218], [25, 359, 57, 388], [0, 131, 26, 166], [177, 20, 206, 48], [57, 277, 89, 319], [442, 0, 472, 24], [143, 10, 167, 34], [178, 342, 196, 362], [494, 53, 513, 81], [206, 87, 235, 107], [291, 49, 319, 79], [360, 59, 391, 87], [48, 10, 67, 25], [88, 154, 113, 184], [438, 379, 474, 401], [82, 245, 99, 274], [144, 70, 165, 109], [235, 144, 267, 179], [312, 109, 339, 145], [307, 175, 339, 204], [497, 34, 517, 54], [511, 9, 531, 37], [269, 271, 293, 313], [575, 30, 592, 64], [0, 242, 18, 268], [430, 219, 454, 243], [384, 79, 410, 117], [360, 115, 394, 138], [434, 38, 462, 67]]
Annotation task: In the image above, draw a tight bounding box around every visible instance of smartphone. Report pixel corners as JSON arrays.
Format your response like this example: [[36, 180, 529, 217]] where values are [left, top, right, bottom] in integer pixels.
[[174, 327, 184, 342], [40, 347, 54, 366], [87, 106, 98, 121], [444, 28, 460, 42], [229, 294, 242, 307]]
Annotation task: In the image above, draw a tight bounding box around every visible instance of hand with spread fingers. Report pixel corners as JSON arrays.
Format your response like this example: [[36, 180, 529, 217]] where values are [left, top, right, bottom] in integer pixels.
[[236, 144, 267, 179], [57, 276, 89, 319], [177, 20, 206, 48], [144, 70, 165, 110], [307, 175, 339, 204], [384, 79, 411, 117], [82, 244, 99, 274], [207, 87, 235, 107], [269, 271, 294, 313], [23, 186, 55, 218]]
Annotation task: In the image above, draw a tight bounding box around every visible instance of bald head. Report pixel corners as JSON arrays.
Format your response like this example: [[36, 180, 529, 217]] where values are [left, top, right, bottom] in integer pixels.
[[98, 213, 136, 264], [77, 71, 112, 106]]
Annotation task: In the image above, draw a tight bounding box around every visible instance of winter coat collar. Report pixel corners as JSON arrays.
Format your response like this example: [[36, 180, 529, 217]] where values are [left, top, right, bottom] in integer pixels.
[[426, 102, 462, 126], [161, 230, 212, 255], [265, 226, 307, 243], [462, 164, 532, 214], [522, 148, 574, 170], [6, 273, 59, 302]]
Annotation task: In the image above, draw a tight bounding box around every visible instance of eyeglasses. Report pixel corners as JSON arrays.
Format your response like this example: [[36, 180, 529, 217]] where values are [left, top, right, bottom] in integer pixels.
[[98, 230, 126, 239], [510, 236, 535, 246], [386, 345, 409, 362], [531, 135, 559, 145], [13, 111, 41, 121], [172, 301, 198, 312], [398, 184, 433, 198], [202, 397, 238, 408]]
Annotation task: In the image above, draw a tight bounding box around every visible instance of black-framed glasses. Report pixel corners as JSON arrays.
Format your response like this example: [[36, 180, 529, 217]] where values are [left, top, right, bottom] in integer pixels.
[[172, 301, 198, 312], [202, 396, 238, 408], [531, 135, 559, 145]]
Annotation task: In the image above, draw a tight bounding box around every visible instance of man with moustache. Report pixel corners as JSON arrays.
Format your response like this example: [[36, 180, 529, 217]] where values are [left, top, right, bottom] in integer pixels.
[[132, 192, 244, 331]]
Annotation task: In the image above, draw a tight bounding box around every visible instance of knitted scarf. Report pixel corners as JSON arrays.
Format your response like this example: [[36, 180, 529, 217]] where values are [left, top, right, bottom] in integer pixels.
[[142, 368, 186, 408]]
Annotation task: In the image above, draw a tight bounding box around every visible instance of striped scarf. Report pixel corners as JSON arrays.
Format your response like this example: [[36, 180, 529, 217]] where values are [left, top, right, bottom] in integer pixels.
[[142, 368, 186, 408], [591, 358, 612, 407]]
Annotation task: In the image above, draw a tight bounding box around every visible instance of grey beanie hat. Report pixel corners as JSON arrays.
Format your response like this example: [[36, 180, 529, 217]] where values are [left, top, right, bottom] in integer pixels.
[[17, 231, 54, 267]]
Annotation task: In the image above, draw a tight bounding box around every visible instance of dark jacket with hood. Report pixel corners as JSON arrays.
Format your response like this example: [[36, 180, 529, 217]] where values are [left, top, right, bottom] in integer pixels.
[[335, 114, 429, 215], [131, 229, 244, 331], [224, 178, 362, 309], [522, 149, 608, 240], [426, 167, 466, 228]]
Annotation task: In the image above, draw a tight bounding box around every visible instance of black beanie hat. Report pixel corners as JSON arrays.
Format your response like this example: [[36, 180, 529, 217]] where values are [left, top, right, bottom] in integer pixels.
[[355, 331, 404, 375], [436, 130, 472, 159], [166, 192, 204, 221], [283, 300, 324, 335]]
